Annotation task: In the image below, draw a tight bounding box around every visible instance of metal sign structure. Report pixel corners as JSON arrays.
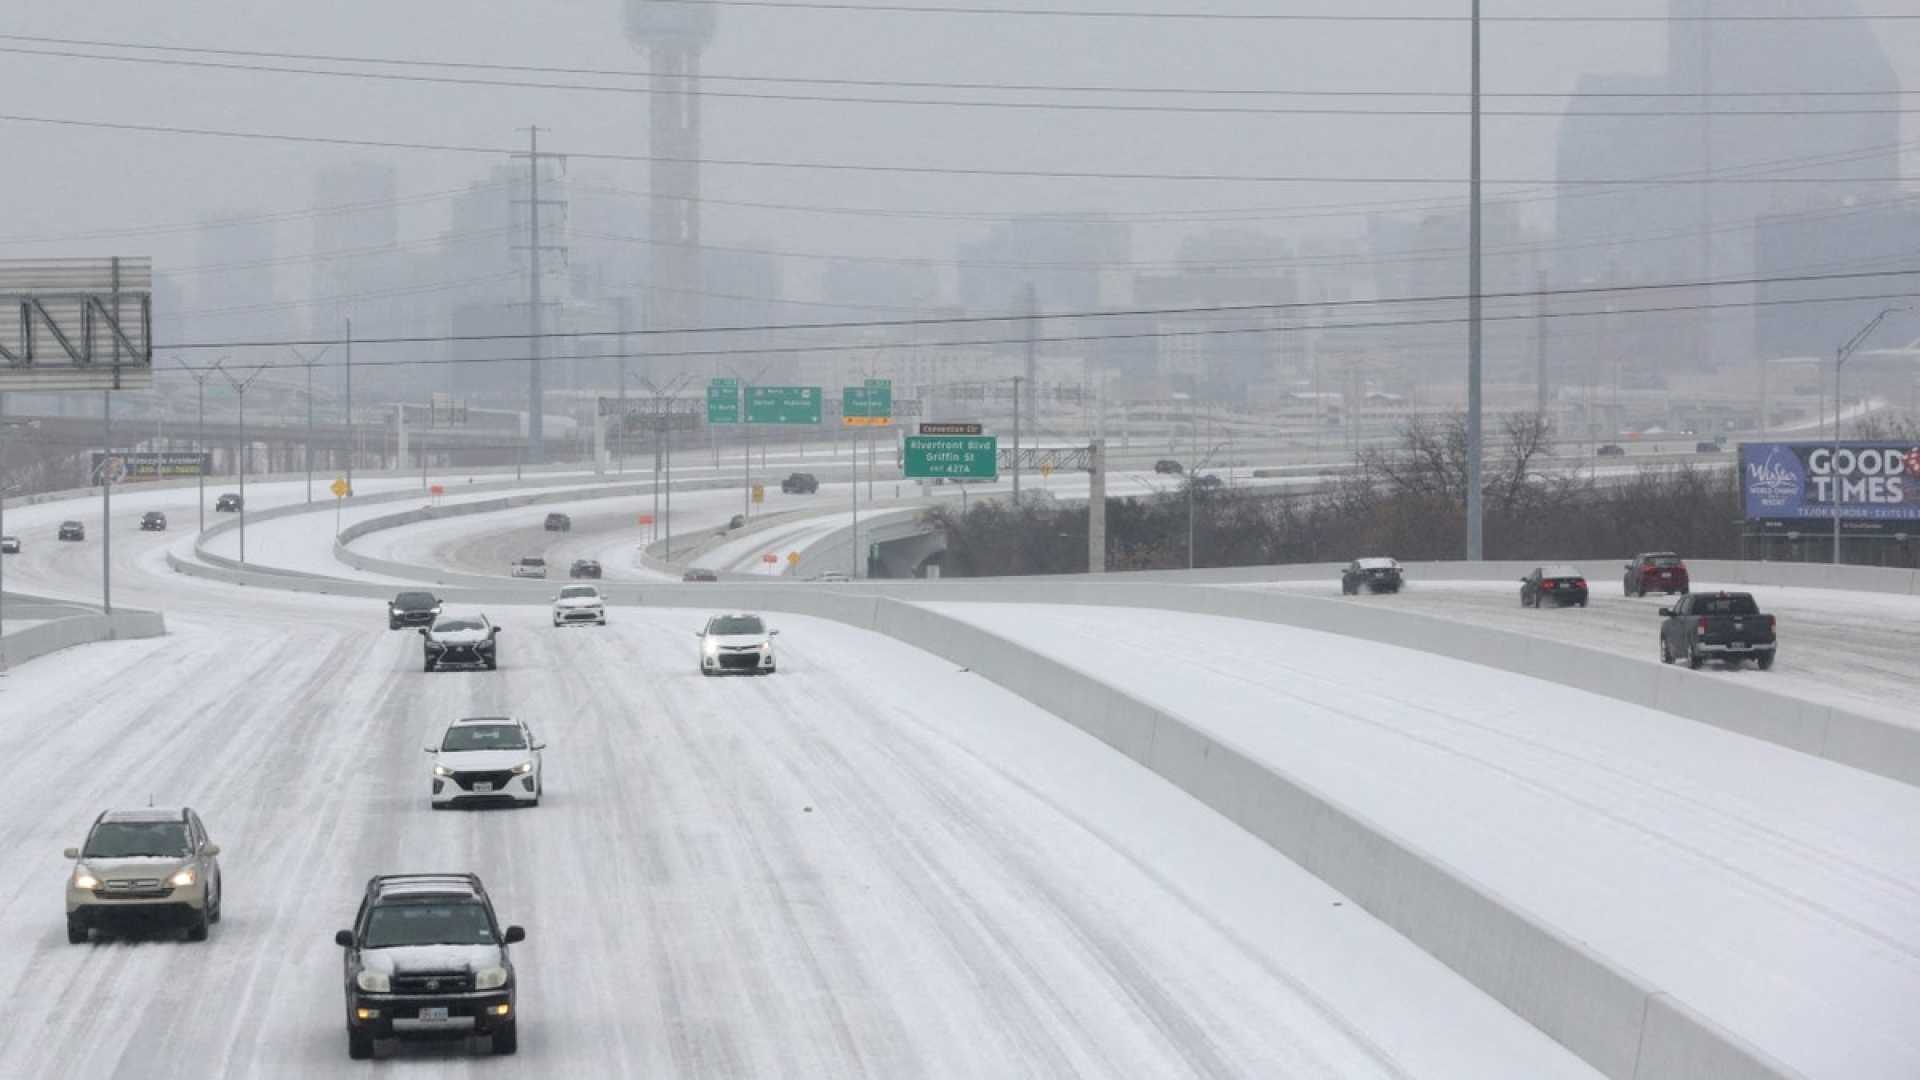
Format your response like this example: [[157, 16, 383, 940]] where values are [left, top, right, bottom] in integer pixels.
[[905, 435, 998, 480], [89, 451, 210, 481], [430, 393, 469, 427], [746, 386, 822, 425], [1740, 441, 1920, 523], [707, 379, 740, 424], [0, 257, 154, 390], [602, 395, 702, 434]]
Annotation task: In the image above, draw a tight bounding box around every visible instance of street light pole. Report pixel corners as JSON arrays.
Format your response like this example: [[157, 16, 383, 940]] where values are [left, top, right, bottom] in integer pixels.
[[291, 345, 331, 503], [1832, 306, 1906, 564], [220, 364, 267, 564], [1464, 0, 1485, 561]]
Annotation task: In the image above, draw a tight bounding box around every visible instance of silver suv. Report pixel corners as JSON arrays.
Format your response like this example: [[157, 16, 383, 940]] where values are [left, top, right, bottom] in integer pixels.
[[65, 807, 223, 943]]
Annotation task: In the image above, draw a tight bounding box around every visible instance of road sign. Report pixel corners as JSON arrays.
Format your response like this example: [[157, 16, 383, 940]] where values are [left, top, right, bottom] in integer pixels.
[[638, 513, 655, 526], [919, 422, 982, 436], [761, 553, 779, 565], [707, 382, 740, 424], [752, 484, 765, 504], [843, 384, 893, 427], [787, 551, 800, 566], [905, 435, 998, 480], [747, 386, 822, 424], [91, 451, 209, 481], [429, 484, 445, 497], [1040, 463, 1054, 479], [330, 477, 352, 498]]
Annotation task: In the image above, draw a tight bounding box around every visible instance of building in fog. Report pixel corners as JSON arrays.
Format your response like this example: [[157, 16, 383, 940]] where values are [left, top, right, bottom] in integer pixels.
[[186, 214, 278, 344], [1554, 0, 1901, 372], [956, 215, 1129, 320]]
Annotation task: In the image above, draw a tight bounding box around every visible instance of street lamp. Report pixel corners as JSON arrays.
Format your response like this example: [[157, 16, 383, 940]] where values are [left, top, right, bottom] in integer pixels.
[[220, 364, 268, 564], [180, 358, 225, 534], [1832, 306, 1907, 564], [289, 344, 332, 503]]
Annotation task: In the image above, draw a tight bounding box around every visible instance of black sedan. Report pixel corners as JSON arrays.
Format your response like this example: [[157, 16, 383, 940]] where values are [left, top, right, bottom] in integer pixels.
[[569, 559, 602, 579], [1, 535, 19, 555], [682, 567, 718, 583], [388, 591, 442, 630], [1520, 565, 1589, 608], [1340, 558, 1403, 595], [140, 511, 168, 532], [544, 512, 572, 532], [215, 493, 242, 512], [58, 521, 86, 542]]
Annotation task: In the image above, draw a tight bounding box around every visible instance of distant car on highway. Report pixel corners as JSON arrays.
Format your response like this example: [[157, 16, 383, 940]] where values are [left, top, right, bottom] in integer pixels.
[[1596, 444, 1626, 457], [334, 872, 524, 1058], [1520, 565, 1588, 608], [1694, 441, 1722, 454], [58, 520, 85, 541], [543, 512, 571, 532], [509, 557, 547, 579], [1341, 557, 1403, 595], [421, 615, 502, 672], [1154, 459, 1184, 475], [427, 716, 545, 809], [551, 584, 606, 627], [64, 807, 223, 944], [812, 570, 851, 583], [568, 558, 601, 579], [727, 514, 746, 531], [1, 535, 19, 554], [781, 472, 819, 494], [215, 493, 242, 512], [139, 511, 167, 531], [1624, 552, 1689, 597], [1659, 591, 1776, 670], [387, 591, 441, 631], [682, 567, 718, 583], [1192, 474, 1223, 491], [696, 612, 778, 676]]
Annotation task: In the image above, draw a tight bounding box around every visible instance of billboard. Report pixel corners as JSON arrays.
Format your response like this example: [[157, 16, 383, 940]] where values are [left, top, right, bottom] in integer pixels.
[[1740, 441, 1920, 522], [1, 257, 154, 391], [91, 451, 211, 483]]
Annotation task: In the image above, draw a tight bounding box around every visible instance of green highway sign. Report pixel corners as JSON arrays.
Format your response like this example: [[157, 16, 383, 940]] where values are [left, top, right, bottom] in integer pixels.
[[706, 381, 740, 424], [746, 386, 822, 424], [905, 435, 998, 480], [843, 381, 894, 427]]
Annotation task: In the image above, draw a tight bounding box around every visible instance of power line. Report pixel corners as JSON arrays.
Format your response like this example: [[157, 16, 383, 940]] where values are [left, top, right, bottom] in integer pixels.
[[159, 265, 1920, 351], [582, 1, 1920, 22], [6, 33, 1911, 100], [6, 111, 1914, 186], [10, 43, 1920, 117]]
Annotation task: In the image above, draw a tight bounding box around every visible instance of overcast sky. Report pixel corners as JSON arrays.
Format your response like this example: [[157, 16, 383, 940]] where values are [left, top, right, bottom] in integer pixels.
[[1, 0, 1915, 331]]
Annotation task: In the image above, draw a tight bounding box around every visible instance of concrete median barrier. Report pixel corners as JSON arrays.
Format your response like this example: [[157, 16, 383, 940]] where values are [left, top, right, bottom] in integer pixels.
[[0, 608, 166, 670]]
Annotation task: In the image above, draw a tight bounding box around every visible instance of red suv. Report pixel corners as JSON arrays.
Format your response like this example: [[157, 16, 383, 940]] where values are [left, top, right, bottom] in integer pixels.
[[1624, 552, 1690, 597]]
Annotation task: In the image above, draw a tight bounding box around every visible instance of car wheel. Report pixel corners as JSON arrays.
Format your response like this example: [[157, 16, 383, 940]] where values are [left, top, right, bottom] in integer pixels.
[[1756, 653, 1775, 671], [347, 1026, 374, 1060], [388, 620, 399, 631], [597, 617, 607, 626], [700, 667, 714, 677], [1578, 599, 1588, 608], [484, 658, 498, 671], [209, 882, 222, 924], [1686, 644, 1704, 670], [186, 907, 210, 942], [1660, 638, 1673, 664], [552, 619, 561, 628], [66, 915, 87, 945], [423, 659, 437, 673], [492, 1021, 518, 1055]]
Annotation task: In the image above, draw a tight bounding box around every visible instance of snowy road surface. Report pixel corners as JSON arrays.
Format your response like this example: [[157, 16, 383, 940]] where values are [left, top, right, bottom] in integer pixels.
[[0, 482, 1598, 1076], [927, 603, 1920, 1079], [1244, 577, 1920, 730]]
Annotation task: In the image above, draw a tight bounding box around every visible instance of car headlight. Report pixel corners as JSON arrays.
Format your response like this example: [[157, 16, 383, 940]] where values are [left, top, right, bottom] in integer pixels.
[[702, 640, 719, 656], [478, 639, 495, 650], [433, 764, 454, 777], [431, 607, 442, 616], [167, 868, 196, 888], [390, 607, 401, 615], [356, 970, 391, 993], [759, 642, 771, 653], [474, 966, 509, 991], [73, 868, 99, 890], [511, 761, 534, 775]]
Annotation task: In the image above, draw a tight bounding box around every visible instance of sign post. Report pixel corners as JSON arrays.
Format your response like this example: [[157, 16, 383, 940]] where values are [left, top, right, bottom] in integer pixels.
[[330, 476, 351, 537]]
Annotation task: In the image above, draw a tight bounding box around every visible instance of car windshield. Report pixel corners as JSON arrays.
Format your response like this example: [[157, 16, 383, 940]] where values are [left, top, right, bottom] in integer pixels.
[[1695, 595, 1760, 616], [433, 618, 485, 633], [519, 558, 545, 567], [1644, 555, 1683, 567], [84, 821, 191, 859], [1543, 565, 1582, 578], [709, 615, 765, 635], [363, 900, 495, 948], [559, 586, 597, 599], [395, 593, 436, 608], [442, 724, 528, 752]]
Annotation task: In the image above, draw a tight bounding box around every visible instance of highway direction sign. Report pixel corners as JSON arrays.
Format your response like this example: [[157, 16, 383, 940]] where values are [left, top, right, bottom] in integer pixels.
[[905, 435, 998, 480]]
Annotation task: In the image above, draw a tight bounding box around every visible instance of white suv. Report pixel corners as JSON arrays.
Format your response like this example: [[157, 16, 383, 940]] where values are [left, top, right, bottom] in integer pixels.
[[510, 557, 547, 579], [551, 585, 607, 627], [696, 613, 778, 676], [427, 717, 545, 809]]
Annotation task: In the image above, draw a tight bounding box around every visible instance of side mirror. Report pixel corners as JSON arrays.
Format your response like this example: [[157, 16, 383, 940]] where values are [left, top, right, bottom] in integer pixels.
[[424, 746, 438, 754], [1624, 564, 1633, 570], [502, 925, 526, 945], [531, 741, 546, 751], [203, 844, 221, 857], [63, 847, 80, 860], [334, 929, 355, 948], [1658, 608, 1673, 617], [493, 627, 504, 635], [416, 628, 428, 637], [769, 629, 780, 636], [693, 630, 703, 638]]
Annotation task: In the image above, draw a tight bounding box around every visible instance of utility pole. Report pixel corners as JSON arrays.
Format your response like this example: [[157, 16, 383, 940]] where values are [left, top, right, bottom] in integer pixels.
[[1023, 284, 1039, 435], [1464, 0, 1486, 561], [1535, 268, 1549, 417], [221, 364, 267, 564], [102, 388, 113, 614], [291, 345, 331, 502], [1011, 376, 1023, 508], [184, 361, 218, 533], [514, 126, 567, 467], [1832, 306, 1906, 564], [344, 316, 354, 493], [617, 298, 631, 476]]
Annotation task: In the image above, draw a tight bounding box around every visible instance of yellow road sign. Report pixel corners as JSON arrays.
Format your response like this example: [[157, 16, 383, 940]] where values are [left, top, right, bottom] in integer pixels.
[[330, 477, 352, 498], [787, 551, 801, 566], [752, 484, 765, 504]]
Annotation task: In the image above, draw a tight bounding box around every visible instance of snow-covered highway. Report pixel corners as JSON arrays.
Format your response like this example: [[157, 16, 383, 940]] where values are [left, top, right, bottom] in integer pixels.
[[0, 478, 1599, 1077]]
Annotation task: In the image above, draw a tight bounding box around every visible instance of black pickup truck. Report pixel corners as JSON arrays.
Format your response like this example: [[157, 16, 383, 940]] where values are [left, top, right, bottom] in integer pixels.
[[1658, 591, 1777, 670]]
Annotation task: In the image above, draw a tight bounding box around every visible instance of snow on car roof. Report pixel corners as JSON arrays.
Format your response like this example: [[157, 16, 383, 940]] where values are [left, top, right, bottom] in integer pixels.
[[1356, 558, 1399, 569], [102, 808, 185, 823], [451, 716, 514, 727]]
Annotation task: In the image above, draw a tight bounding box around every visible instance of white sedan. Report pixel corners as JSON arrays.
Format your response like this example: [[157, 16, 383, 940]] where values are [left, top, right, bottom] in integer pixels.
[[427, 716, 545, 809], [696, 613, 778, 676], [551, 585, 607, 627]]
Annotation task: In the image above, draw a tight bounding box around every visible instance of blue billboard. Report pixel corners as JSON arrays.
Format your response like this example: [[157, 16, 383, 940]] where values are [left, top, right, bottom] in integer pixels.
[[1740, 441, 1920, 522]]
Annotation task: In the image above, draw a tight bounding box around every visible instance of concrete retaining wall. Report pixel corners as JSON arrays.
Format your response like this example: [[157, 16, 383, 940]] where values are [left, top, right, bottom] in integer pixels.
[[0, 609, 167, 670]]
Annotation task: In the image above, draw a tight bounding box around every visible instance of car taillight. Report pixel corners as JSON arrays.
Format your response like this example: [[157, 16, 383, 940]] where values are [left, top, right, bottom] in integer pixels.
[[1574, 580, 1586, 589], [1542, 581, 1554, 589], [1767, 615, 1776, 631], [1696, 617, 1709, 635]]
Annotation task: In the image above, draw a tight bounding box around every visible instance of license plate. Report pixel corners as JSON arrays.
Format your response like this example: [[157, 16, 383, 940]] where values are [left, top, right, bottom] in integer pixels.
[[419, 1007, 449, 1022], [474, 782, 494, 793]]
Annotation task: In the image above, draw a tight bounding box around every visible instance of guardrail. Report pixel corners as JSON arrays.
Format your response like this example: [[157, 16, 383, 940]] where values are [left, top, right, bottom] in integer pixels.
[[0, 607, 166, 670]]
